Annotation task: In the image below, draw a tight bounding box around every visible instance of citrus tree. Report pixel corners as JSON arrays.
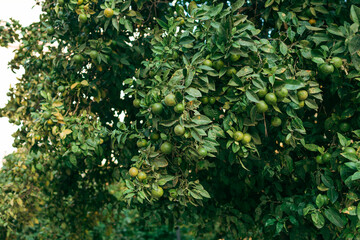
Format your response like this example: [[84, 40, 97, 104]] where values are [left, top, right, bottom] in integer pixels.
[[1, 0, 360, 239]]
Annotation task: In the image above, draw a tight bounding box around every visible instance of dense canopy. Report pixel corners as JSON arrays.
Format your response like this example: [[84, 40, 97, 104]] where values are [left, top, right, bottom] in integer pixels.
[[1, 0, 360, 239]]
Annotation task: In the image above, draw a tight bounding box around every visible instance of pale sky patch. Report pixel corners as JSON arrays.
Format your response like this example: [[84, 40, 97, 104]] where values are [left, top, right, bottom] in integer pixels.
[[0, 1, 42, 166]]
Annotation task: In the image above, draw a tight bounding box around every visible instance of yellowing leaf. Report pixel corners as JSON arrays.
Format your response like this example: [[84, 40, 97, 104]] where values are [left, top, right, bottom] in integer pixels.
[[71, 82, 79, 89], [16, 198, 23, 207], [60, 129, 72, 139], [81, 80, 89, 86], [53, 112, 64, 121], [52, 101, 63, 107]]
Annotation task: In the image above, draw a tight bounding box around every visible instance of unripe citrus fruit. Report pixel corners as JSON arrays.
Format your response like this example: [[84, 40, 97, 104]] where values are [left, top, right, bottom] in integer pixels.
[[226, 67, 237, 77], [330, 57, 342, 68], [46, 26, 55, 35], [339, 122, 350, 132], [164, 93, 176, 106], [79, 14, 87, 23], [198, 147, 207, 157], [137, 139, 147, 148], [271, 117, 282, 127], [174, 125, 185, 136], [241, 133, 252, 144], [316, 155, 323, 164], [233, 131, 244, 141], [275, 87, 288, 99], [322, 153, 331, 163], [319, 63, 334, 76], [151, 103, 163, 115], [257, 88, 268, 98], [133, 99, 140, 108], [256, 101, 268, 113], [138, 171, 147, 181], [201, 96, 209, 104], [161, 142, 173, 154], [230, 53, 240, 62], [150, 132, 160, 141], [209, 97, 216, 104], [265, 93, 277, 105], [129, 167, 138, 177], [89, 50, 98, 60], [297, 90, 308, 101], [174, 103, 185, 113], [151, 186, 164, 198], [299, 101, 305, 108], [213, 60, 224, 71], [203, 59, 213, 67], [73, 54, 84, 64]]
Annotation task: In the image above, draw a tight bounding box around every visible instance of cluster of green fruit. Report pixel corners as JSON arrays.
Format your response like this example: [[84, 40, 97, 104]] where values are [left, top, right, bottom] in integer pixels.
[[256, 87, 309, 113], [203, 53, 240, 77], [128, 167, 164, 198], [146, 93, 207, 155], [133, 93, 185, 115], [316, 147, 357, 165], [59, 0, 115, 24], [318, 57, 343, 76]]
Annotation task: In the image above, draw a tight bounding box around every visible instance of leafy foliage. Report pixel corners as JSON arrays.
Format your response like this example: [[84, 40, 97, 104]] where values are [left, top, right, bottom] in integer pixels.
[[1, 0, 360, 239]]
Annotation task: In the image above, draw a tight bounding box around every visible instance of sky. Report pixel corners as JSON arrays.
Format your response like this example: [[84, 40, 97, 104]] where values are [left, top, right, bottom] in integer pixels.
[[0, 1, 42, 166]]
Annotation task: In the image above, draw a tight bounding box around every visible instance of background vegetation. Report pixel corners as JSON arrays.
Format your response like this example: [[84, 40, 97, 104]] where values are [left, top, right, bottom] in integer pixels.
[[1, 0, 360, 239]]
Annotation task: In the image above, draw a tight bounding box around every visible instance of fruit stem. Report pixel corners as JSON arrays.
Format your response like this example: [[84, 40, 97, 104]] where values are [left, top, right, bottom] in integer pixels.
[[263, 113, 268, 137]]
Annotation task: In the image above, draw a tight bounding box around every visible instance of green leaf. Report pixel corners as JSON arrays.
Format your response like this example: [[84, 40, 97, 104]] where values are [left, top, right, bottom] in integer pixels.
[[197, 188, 211, 198], [120, 0, 131, 12], [284, 79, 305, 90], [305, 99, 318, 110], [158, 175, 175, 185], [356, 203, 360, 220], [303, 204, 315, 216], [264, 218, 276, 227], [316, 194, 325, 208], [314, 6, 329, 14], [192, 115, 212, 125], [152, 157, 168, 168], [280, 41, 288, 55], [189, 191, 202, 200], [324, 208, 347, 228], [341, 153, 359, 162], [69, 154, 77, 167], [156, 18, 168, 29], [328, 188, 339, 204], [232, 0, 245, 12], [124, 19, 133, 32], [179, 36, 195, 45], [275, 221, 283, 234], [305, 25, 324, 31], [350, 5, 360, 24], [185, 68, 195, 88], [265, 0, 275, 8], [208, 3, 223, 17], [236, 66, 253, 77], [246, 90, 260, 103], [185, 87, 202, 98], [351, 171, 360, 181], [300, 139, 319, 152], [327, 26, 344, 37], [311, 212, 325, 229], [349, 35, 360, 71], [337, 133, 348, 147], [112, 18, 119, 31]]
